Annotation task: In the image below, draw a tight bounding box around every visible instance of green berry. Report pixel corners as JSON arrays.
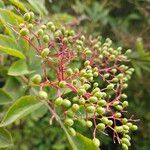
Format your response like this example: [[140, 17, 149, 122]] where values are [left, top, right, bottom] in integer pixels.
[[93, 72, 99, 77], [123, 125, 129, 131], [130, 125, 138, 131], [122, 101, 128, 107], [24, 13, 30, 21], [55, 97, 63, 106], [20, 28, 29, 36], [41, 48, 49, 57], [84, 60, 90, 66], [66, 110, 74, 118], [101, 117, 109, 124], [85, 50, 92, 56], [92, 138, 100, 147], [83, 83, 91, 90], [115, 126, 123, 133], [122, 118, 128, 124], [78, 97, 85, 105], [64, 118, 74, 126], [106, 84, 114, 90], [62, 99, 71, 107], [31, 74, 42, 84], [66, 68, 73, 75], [121, 138, 130, 146], [43, 35, 49, 43], [96, 107, 105, 115], [78, 88, 86, 96], [122, 144, 128, 150], [98, 100, 107, 106], [86, 106, 95, 113], [41, 25, 47, 30], [29, 12, 34, 20], [97, 123, 105, 131], [86, 121, 93, 127], [68, 127, 76, 136], [59, 81, 66, 88], [47, 21, 53, 28], [28, 23, 33, 29], [115, 112, 122, 118], [72, 104, 79, 112], [38, 90, 48, 99], [121, 94, 127, 99], [89, 96, 98, 103], [37, 29, 44, 36]]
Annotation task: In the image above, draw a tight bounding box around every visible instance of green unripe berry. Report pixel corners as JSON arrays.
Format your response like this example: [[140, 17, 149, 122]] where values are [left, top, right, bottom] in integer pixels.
[[64, 118, 74, 126], [31, 74, 42, 84], [106, 84, 114, 90], [122, 101, 128, 107], [84, 60, 90, 66], [93, 72, 99, 77], [123, 125, 129, 131], [20, 28, 29, 36], [130, 125, 138, 131], [43, 35, 49, 43], [37, 29, 44, 36], [92, 138, 100, 147], [28, 23, 33, 29], [55, 97, 63, 106], [112, 77, 118, 82], [47, 21, 53, 28], [80, 35, 85, 41], [66, 110, 74, 118], [94, 92, 102, 98], [122, 118, 128, 124], [78, 88, 86, 96], [89, 96, 98, 103], [86, 121, 93, 128], [115, 126, 123, 133], [83, 83, 91, 90], [78, 97, 85, 105], [38, 90, 48, 99], [112, 101, 119, 106], [41, 48, 49, 57], [123, 83, 128, 89], [86, 106, 95, 113], [62, 99, 71, 107], [115, 105, 123, 111], [121, 138, 130, 146], [98, 100, 107, 106], [41, 25, 47, 30], [24, 13, 30, 21], [108, 120, 113, 126], [117, 73, 124, 79], [96, 107, 105, 115], [85, 50, 92, 56], [59, 81, 66, 88], [97, 123, 105, 131], [66, 68, 73, 75], [72, 104, 79, 112], [29, 12, 34, 20], [68, 127, 76, 136], [121, 94, 127, 99], [115, 112, 122, 118], [101, 117, 109, 124], [122, 144, 128, 150], [104, 73, 110, 78]]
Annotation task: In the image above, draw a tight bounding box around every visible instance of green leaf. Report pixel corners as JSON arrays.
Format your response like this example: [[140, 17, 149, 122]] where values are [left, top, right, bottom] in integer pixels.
[[8, 59, 30, 76], [9, 0, 27, 12], [3, 77, 26, 99], [0, 89, 13, 105], [0, 128, 13, 148], [0, 95, 44, 127], [0, 45, 25, 58], [0, 0, 4, 8]]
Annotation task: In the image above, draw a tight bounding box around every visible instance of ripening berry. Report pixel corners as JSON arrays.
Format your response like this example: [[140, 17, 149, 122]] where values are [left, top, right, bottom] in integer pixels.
[[55, 97, 63, 106], [101, 117, 109, 124], [68, 127, 76, 136], [38, 90, 48, 99], [71, 104, 79, 112], [86, 121, 93, 128], [64, 118, 74, 126], [43, 35, 49, 43], [92, 138, 100, 147], [59, 81, 66, 88], [122, 144, 128, 150], [86, 106, 95, 113], [62, 99, 71, 107], [41, 48, 49, 58], [130, 125, 138, 131], [31, 74, 42, 84], [20, 28, 29, 36], [97, 123, 105, 131], [96, 107, 105, 115], [24, 13, 30, 21]]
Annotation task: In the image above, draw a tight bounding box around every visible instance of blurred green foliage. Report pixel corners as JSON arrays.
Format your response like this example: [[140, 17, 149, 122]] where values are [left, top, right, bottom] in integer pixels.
[[0, 0, 149, 149]]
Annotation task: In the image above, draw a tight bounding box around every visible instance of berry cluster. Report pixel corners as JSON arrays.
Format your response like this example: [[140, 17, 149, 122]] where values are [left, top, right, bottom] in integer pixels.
[[16, 12, 138, 149]]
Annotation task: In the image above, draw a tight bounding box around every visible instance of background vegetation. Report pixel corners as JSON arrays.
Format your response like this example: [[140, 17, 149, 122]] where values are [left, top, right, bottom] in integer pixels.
[[0, 0, 149, 149]]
